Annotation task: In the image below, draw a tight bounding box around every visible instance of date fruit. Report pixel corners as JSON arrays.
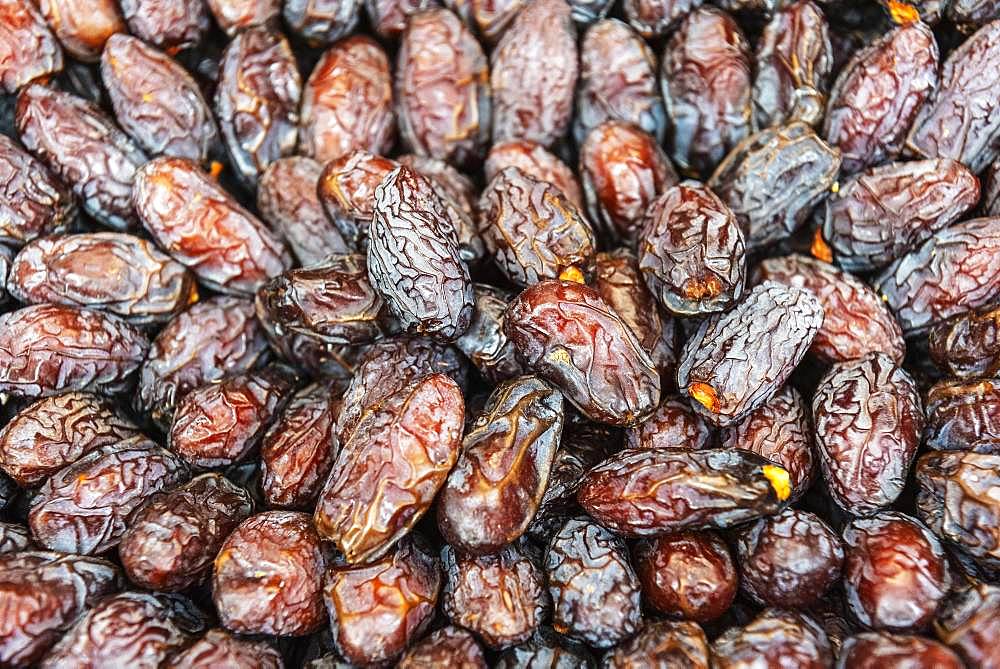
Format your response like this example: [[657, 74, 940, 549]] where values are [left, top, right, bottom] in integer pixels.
[[923, 378, 1000, 453], [0, 132, 75, 247]]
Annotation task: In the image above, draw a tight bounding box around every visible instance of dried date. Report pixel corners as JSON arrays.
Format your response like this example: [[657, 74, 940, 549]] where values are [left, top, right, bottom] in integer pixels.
[[0, 131, 75, 247], [119, 0, 210, 51], [933, 582, 1000, 669], [712, 609, 833, 669], [484, 139, 583, 209], [0, 522, 32, 553], [40, 0, 124, 63], [929, 305, 1000, 379], [494, 629, 595, 668], [317, 150, 398, 252], [455, 284, 524, 383], [603, 620, 710, 669], [0, 0, 63, 93], [837, 632, 964, 669], [923, 378, 1000, 454], [164, 629, 283, 669], [397, 626, 487, 668], [205, 0, 281, 35], [625, 395, 713, 451], [283, 0, 360, 44]]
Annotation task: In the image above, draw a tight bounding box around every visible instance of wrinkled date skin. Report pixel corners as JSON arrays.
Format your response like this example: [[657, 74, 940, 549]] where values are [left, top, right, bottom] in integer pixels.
[[819, 158, 979, 273], [324, 538, 440, 665], [490, 0, 577, 147], [134, 157, 292, 295], [300, 36, 395, 164], [544, 517, 641, 647], [397, 626, 486, 669], [929, 306, 1000, 379], [0, 551, 121, 666], [315, 374, 464, 563], [366, 0, 438, 39], [708, 122, 841, 250], [505, 280, 660, 427], [837, 632, 965, 669], [634, 530, 737, 622], [101, 34, 218, 163], [842, 512, 950, 631], [0, 0, 63, 93], [396, 8, 490, 168], [478, 167, 596, 287], [934, 582, 1000, 669], [0, 134, 76, 247], [813, 353, 923, 515], [661, 7, 752, 176], [0, 391, 141, 487], [283, 0, 360, 44], [484, 140, 583, 209], [580, 121, 677, 244], [455, 284, 524, 383], [205, 0, 281, 35], [367, 166, 474, 341], [948, 0, 1000, 24], [719, 385, 815, 502], [38, 0, 122, 61], [169, 365, 297, 470], [677, 281, 823, 427], [318, 150, 399, 252], [637, 182, 745, 316], [257, 253, 390, 347], [119, 473, 253, 591], [752, 0, 832, 129], [215, 27, 302, 187], [734, 509, 843, 609], [923, 378, 1000, 453], [625, 395, 714, 451], [604, 620, 710, 669], [437, 375, 563, 555], [164, 629, 283, 669], [622, 0, 701, 37], [756, 254, 905, 364], [16, 84, 147, 231], [712, 609, 833, 669], [916, 450, 1000, 576], [577, 448, 789, 536], [213, 511, 327, 636], [574, 20, 666, 145], [28, 441, 188, 555], [875, 217, 1000, 336], [118, 0, 210, 50], [134, 297, 270, 430], [445, 0, 527, 44], [7, 232, 197, 326], [258, 157, 349, 266], [823, 21, 937, 174], [442, 541, 548, 650], [0, 304, 149, 399], [906, 20, 1000, 173]]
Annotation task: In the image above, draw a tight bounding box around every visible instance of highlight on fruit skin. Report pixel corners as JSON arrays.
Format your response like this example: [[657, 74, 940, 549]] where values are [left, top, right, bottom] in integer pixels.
[[689, 382, 720, 413], [762, 464, 792, 502]]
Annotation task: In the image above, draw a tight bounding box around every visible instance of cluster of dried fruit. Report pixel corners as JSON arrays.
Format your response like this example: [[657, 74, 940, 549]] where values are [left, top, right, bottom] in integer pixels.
[[0, 0, 999, 666]]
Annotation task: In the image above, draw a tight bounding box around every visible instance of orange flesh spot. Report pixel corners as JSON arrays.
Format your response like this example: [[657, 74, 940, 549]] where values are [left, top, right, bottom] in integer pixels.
[[812, 229, 833, 263], [763, 465, 792, 502], [209, 161, 224, 180], [886, 0, 920, 24], [559, 266, 586, 284], [689, 383, 720, 413], [683, 276, 722, 301]]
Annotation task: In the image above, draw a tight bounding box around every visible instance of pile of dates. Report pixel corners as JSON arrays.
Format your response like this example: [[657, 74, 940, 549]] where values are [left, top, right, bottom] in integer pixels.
[[1, 0, 1000, 665]]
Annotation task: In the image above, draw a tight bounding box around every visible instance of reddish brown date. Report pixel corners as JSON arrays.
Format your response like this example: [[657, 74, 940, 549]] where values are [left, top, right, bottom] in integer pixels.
[[661, 7, 752, 176], [625, 395, 714, 451], [0, 134, 76, 247], [16, 83, 146, 231], [119, 473, 253, 591], [29, 440, 188, 555], [934, 582, 1000, 669], [923, 378, 1000, 454], [396, 8, 489, 168], [315, 374, 463, 563], [300, 36, 394, 164], [455, 284, 525, 383], [134, 157, 292, 295], [324, 537, 440, 665], [213, 511, 327, 636], [437, 375, 563, 555], [490, 0, 577, 147], [317, 149, 398, 252], [205, 0, 280, 35], [929, 306, 1000, 380], [712, 609, 833, 669], [506, 280, 660, 427], [578, 448, 790, 536], [283, 0, 359, 44], [444, 0, 526, 44], [604, 620, 710, 669], [119, 0, 210, 51], [0, 304, 149, 399], [397, 626, 487, 668], [0, 0, 63, 93], [0, 391, 141, 487], [215, 27, 302, 187], [484, 139, 583, 209], [366, 0, 438, 39], [634, 530, 737, 622], [8, 232, 196, 325], [164, 629, 283, 669], [837, 632, 964, 669]]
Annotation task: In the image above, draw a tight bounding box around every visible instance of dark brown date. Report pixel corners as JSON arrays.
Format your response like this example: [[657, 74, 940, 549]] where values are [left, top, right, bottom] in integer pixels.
[[8, 232, 196, 325], [603, 620, 710, 669], [712, 609, 833, 669], [479, 168, 596, 287], [637, 182, 745, 316], [39, 0, 122, 61], [455, 284, 524, 383], [119, 0, 210, 51], [823, 21, 937, 174], [484, 139, 583, 209], [317, 149, 398, 252], [205, 0, 280, 35], [837, 632, 964, 669], [634, 530, 737, 622], [580, 122, 677, 244], [0, 304, 149, 399], [316, 374, 463, 563], [283, 0, 360, 44], [213, 511, 327, 636], [708, 122, 841, 250], [574, 20, 666, 145], [818, 158, 979, 272], [0, 391, 141, 487], [438, 375, 563, 555], [396, 8, 489, 168], [29, 440, 188, 554], [119, 473, 253, 591], [0, 130, 75, 247], [215, 27, 302, 187], [442, 540, 548, 650], [101, 34, 217, 163], [324, 537, 439, 665], [134, 297, 270, 430], [300, 36, 394, 164], [934, 582, 1000, 669], [923, 378, 1000, 453], [506, 280, 660, 426], [756, 254, 905, 364], [397, 626, 488, 669], [0, 0, 63, 93], [842, 512, 950, 631], [625, 395, 713, 451], [677, 281, 823, 427], [930, 305, 1000, 379], [577, 448, 790, 536], [16, 83, 146, 230], [661, 7, 752, 176], [164, 629, 283, 669]]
